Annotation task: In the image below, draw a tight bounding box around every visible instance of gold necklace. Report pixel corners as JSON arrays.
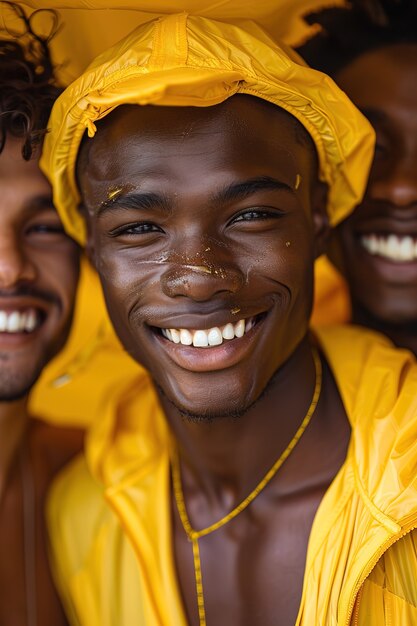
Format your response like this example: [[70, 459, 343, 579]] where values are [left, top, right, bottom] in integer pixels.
[[172, 346, 322, 626]]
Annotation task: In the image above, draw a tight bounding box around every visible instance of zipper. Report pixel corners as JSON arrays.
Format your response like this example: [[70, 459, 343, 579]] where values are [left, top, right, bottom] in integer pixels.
[[346, 519, 417, 626]]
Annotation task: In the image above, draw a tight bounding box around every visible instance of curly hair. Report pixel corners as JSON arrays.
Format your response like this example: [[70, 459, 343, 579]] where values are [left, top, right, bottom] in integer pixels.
[[0, 2, 61, 159], [297, 0, 417, 76]]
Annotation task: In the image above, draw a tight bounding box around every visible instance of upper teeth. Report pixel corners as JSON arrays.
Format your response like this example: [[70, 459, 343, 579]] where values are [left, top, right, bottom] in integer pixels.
[[361, 234, 417, 262], [161, 317, 256, 347], [0, 309, 39, 333]]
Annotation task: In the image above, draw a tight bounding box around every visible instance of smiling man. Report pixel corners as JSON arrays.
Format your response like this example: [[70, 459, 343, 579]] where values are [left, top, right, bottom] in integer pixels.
[[43, 13, 417, 626], [299, 0, 417, 353], [0, 17, 83, 626]]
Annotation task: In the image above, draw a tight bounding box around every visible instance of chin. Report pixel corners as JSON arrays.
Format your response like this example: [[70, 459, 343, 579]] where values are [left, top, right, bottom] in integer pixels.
[[157, 369, 271, 423]]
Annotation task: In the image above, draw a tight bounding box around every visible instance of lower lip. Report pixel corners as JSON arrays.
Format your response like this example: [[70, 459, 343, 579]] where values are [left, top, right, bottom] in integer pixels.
[[150, 318, 266, 373], [0, 328, 41, 348]]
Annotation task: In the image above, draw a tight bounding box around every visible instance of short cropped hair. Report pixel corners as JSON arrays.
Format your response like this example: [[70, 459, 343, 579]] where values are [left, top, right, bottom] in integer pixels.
[[297, 0, 417, 76], [0, 2, 60, 159]]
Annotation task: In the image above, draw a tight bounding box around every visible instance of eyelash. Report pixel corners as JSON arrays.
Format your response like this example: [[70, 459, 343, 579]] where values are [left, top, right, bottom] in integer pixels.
[[229, 208, 281, 224], [108, 208, 281, 238], [27, 224, 66, 235], [109, 222, 163, 237]]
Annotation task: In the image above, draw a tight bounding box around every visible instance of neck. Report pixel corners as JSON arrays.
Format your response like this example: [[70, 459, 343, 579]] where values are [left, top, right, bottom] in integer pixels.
[[352, 304, 417, 356], [0, 396, 30, 500], [160, 335, 317, 504]]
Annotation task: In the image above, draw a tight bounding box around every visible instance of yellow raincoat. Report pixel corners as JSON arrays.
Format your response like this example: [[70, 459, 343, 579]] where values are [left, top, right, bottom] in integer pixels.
[[42, 13, 406, 626], [48, 325, 417, 626]]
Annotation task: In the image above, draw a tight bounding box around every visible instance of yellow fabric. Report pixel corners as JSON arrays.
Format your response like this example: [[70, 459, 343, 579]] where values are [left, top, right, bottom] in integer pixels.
[[312, 256, 350, 327], [40, 12, 374, 245], [21, 1, 345, 82], [48, 325, 417, 626]]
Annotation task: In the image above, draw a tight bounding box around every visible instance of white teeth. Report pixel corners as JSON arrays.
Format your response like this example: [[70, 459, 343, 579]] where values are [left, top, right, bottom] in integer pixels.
[[207, 327, 223, 346], [170, 328, 180, 344], [222, 323, 235, 340], [25, 311, 37, 332], [179, 329, 193, 346], [193, 330, 209, 347], [361, 233, 417, 262], [7, 312, 20, 332], [0, 312, 7, 332], [245, 317, 255, 332], [234, 319, 245, 338], [161, 317, 258, 347], [0, 309, 40, 334]]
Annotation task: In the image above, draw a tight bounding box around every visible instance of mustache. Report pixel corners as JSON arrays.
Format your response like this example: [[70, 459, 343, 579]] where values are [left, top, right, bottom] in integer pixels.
[[0, 285, 61, 307]]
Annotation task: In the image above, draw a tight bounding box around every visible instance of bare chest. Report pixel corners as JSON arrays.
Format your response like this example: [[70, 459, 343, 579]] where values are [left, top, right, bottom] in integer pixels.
[[0, 469, 67, 626], [173, 485, 328, 626]]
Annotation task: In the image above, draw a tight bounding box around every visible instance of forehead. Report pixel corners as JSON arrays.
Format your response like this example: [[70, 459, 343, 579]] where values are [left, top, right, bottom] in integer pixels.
[[336, 43, 417, 114], [78, 95, 316, 203], [0, 137, 52, 209]]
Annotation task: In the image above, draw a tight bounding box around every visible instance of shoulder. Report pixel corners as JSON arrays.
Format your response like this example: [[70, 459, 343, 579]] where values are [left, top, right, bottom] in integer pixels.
[[47, 455, 117, 625], [315, 324, 417, 421], [47, 454, 109, 570], [316, 326, 417, 518]]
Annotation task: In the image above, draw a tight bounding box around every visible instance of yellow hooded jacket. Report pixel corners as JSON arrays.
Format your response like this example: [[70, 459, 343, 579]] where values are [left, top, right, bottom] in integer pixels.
[[42, 13, 413, 626], [48, 325, 417, 626]]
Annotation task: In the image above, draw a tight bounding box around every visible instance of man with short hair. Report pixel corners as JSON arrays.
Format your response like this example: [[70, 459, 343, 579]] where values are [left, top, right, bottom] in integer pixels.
[[0, 9, 82, 624], [44, 14, 417, 626], [300, 0, 417, 354]]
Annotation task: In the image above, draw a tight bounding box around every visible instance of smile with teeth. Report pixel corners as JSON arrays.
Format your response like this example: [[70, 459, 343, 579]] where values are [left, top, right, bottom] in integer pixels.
[[0, 308, 41, 334], [160, 316, 258, 347], [361, 233, 417, 262]]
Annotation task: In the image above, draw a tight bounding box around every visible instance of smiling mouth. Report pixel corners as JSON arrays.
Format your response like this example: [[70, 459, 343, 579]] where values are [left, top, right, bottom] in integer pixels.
[[154, 314, 265, 348], [0, 308, 44, 334], [360, 233, 417, 262]]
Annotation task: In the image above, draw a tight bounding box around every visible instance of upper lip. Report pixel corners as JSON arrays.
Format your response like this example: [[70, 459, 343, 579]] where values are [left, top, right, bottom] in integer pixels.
[[354, 203, 417, 236], [147, 307, 268, 330], [356, 219, 417, 237], [0, 296, 51, 312]]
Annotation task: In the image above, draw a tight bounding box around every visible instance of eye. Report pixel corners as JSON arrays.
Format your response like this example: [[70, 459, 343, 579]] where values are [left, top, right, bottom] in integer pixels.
[[228, 208, 282, 226], [109, 222, 164, 237], [26, 222, 67, 237]]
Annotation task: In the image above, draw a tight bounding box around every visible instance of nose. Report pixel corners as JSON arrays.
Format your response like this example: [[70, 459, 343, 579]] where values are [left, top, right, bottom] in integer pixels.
[[370, 159, 417, 208], [0, 234, 37, 289], [161, 261, 245, 301]]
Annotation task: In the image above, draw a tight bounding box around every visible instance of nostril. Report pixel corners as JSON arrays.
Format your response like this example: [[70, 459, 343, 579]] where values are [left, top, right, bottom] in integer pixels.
[[160, 264, 244, 300]]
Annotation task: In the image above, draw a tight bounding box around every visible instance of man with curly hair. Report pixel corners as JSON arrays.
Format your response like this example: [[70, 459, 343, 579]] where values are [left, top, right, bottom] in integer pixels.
[[299, 0, 417, 355], [0, 4, 82, 624]]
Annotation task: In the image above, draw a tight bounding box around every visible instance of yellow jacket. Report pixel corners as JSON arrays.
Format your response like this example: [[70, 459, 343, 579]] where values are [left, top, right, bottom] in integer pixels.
[[48, 325, 417, 626]]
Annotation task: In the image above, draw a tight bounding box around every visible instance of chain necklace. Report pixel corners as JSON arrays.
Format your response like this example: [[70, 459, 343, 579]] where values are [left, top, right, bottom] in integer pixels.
[[19, 442, 37, 626], [172, 347, 322, 626]]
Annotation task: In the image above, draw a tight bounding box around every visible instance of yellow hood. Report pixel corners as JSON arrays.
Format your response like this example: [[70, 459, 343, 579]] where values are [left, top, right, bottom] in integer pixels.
[[41, 12, 374, 245]]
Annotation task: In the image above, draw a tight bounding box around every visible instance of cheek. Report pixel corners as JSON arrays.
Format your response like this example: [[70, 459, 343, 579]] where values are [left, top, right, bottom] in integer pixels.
[[238, 219, 315, 289], [95, 246, 161, 323], [35, 244, 80, 302]]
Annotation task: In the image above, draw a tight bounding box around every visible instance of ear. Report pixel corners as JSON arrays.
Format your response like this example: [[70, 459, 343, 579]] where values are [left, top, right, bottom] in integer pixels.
[[311, 180, 330, 259]]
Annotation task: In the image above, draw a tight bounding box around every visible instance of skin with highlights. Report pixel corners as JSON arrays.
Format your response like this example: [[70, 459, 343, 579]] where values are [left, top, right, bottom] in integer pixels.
[[0, 138, 80, 400], [0, 137, 81, 626], [78, 96, 350, 626], [327, 44, 417, 353]]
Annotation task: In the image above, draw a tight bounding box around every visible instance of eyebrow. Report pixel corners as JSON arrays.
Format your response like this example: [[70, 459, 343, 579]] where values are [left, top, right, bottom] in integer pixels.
[[211, 176, 294, 205], [97, 191, 172, 217], [26, 194, 55, 211], [97, 175, 294, 217]]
